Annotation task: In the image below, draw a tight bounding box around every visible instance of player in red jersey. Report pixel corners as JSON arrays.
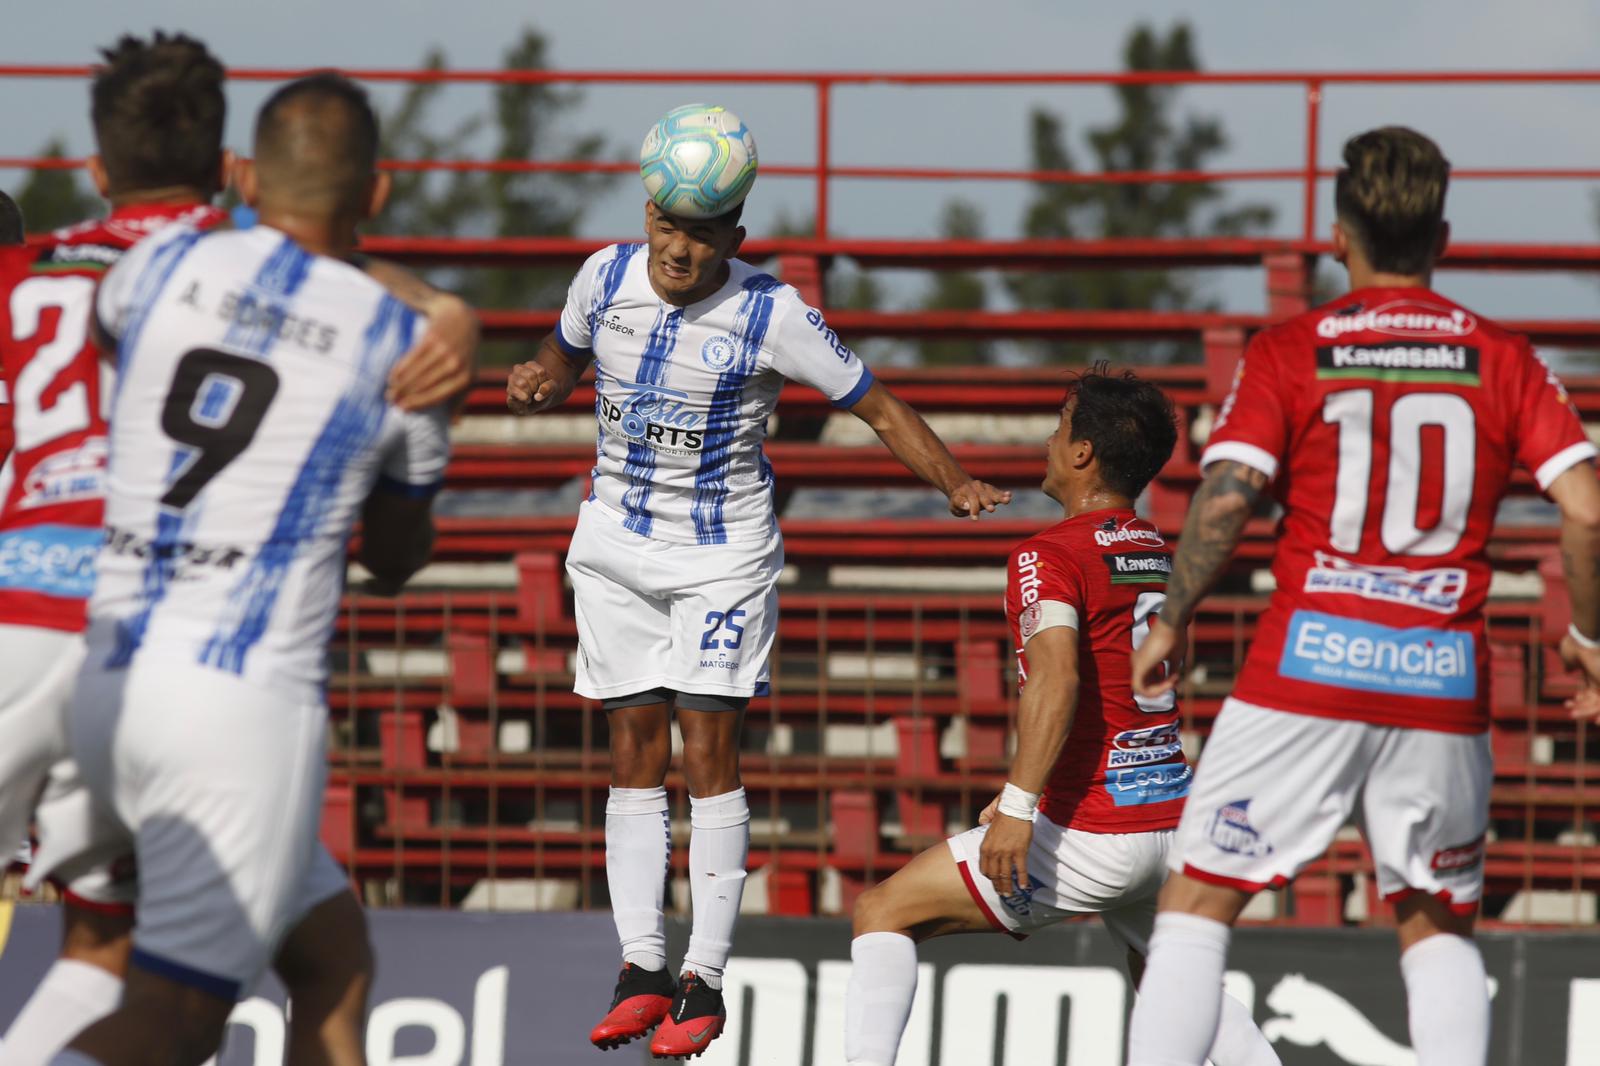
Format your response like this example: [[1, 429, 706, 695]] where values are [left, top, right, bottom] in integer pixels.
[[1126, 128, 1600, 1066], [842, 368, 1278, 1066], [0, 190, 23, 503], [0, 36, 477, 1066]]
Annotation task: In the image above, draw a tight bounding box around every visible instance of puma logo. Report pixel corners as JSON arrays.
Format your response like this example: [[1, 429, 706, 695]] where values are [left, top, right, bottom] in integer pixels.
[[1261, 973, 1499, 1065]]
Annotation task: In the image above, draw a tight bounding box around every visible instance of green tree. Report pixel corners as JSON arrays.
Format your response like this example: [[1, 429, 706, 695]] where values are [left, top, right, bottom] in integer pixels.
[[370, 29, 618, 362], [14, 140, 100, 234], [917, 199, 990, 365], [1008, 22, 1274, 362]]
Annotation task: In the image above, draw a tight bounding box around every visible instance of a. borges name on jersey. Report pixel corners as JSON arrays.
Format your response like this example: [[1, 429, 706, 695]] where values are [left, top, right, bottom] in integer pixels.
[[598, 379, 705, 454], [174, 280, 340, 355]]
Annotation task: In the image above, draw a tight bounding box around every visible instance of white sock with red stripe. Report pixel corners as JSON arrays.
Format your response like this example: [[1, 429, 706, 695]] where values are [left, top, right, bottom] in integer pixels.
[[2, 959, 123, 1066], [844, 932, 917, 1066], [605, 786, 671, 972], [1127, 912, 1230, 1066], [1401, 933, 1489, 1066], [682, 787, 750, 991]]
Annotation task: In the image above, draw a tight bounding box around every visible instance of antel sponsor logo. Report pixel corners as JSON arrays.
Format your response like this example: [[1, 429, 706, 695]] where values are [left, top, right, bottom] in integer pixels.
[[1015, 550, 1044, 607], [1315, 301, 1475, 340]]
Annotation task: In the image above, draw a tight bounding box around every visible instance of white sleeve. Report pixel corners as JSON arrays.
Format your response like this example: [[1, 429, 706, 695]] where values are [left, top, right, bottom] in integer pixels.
[[767, 294, 875, 408], [377, 405, 452, 497], [555, 247, 610, 357], [94, 222, 190, 342]]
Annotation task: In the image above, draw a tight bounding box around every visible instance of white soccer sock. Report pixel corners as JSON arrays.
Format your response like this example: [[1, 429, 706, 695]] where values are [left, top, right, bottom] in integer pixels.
[[1127, 912, 1231, 1066], [1401, 933, 1489, 1066], [605, 786, 671, 972], [1, 959, 123, 1066], [1208, 988, 1282, 1066], [681, 787, 750, 991], [844, 932, 918, 1066]]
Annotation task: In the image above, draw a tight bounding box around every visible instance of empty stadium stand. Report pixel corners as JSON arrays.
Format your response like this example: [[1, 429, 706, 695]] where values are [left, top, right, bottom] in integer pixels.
[[8, 65, 1600, 927]]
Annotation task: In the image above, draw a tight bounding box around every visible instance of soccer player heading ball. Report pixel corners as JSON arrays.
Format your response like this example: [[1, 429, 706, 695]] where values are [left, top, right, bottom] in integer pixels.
[[507, 103, 1011, 1058], [1126, 127, 1600, 1066]]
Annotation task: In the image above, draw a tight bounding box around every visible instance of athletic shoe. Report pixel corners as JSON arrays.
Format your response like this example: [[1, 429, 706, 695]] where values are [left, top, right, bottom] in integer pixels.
[[590, 963, 675, 1050], [649, 971, 726, 1059]]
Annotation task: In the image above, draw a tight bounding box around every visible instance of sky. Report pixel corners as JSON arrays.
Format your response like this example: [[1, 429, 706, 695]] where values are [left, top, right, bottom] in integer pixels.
[[8, 0, 1600, 322]]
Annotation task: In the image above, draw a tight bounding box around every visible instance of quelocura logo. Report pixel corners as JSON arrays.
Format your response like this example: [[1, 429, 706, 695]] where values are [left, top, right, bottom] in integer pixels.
[[1279, 609, 1475, 700]]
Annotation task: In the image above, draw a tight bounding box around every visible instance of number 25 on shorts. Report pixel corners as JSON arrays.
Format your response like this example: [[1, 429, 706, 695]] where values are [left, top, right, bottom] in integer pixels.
[[700, 609, 747, 651]]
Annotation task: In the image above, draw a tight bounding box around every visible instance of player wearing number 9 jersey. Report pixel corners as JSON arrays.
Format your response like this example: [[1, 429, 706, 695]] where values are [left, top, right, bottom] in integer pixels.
[[1126, 129, 1600, 1066]]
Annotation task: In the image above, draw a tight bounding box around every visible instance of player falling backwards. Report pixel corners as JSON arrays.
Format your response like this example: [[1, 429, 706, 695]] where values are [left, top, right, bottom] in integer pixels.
[[0, 39, 473, 1066], [506, 105, 1011, 1058], [1126, 127, 1600, 1066], [843, 367, 1278, 1066]]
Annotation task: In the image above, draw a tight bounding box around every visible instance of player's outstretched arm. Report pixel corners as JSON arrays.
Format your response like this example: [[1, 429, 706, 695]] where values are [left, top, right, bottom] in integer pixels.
[[1132, 460, 1265, 698], [358, 491, 437, 596], [979, 625, 1079, 897], [362, 258, 482, 413], [1547, 462, 1600, 718], [846, 380, 1012, 520], [507, 333, 587, 416]]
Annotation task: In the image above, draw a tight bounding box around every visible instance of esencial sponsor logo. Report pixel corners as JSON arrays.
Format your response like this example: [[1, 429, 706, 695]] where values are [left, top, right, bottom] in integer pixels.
[[599, 379, 705, 454], [1104, 550, 1172, 584], [1093, 523, 1164, 549], [1314, 343, 1480, 386], [18, 437, 108, 509], [1315, 301, 1475, 340], [0, 525, 100, 599], [1103, 761, 1191, 807], [1209, 798, 1273, 857], [1279, 609, 1476, 699], [1303, 552, 1467, 614], [1107, 722, 1183, 768]]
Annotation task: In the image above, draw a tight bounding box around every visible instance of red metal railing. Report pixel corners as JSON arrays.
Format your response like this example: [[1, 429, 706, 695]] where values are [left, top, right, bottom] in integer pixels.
[[6, 66, 1600, 240]]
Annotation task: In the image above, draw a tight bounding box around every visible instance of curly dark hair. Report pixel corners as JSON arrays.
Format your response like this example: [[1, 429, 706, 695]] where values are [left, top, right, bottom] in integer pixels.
[[91, 32, 226, 195], [1063, 362, 1179, 499]]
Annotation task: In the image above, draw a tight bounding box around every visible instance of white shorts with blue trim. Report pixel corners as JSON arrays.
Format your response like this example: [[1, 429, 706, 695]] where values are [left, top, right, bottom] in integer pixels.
[[566, 499, 781, 701], [947, 812, 1171, 950], [1172, 697, 1491, 914], [38, 620, 351, 998]]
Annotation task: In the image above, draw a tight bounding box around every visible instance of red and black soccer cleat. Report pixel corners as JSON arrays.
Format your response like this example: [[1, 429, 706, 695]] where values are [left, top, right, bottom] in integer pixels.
[[648, 970, 726, 1060], [590, 963, 675, 1050]]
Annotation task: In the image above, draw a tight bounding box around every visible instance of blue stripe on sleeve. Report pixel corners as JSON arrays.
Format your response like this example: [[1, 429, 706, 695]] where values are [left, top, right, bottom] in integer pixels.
[[833, 365, 876, 409]]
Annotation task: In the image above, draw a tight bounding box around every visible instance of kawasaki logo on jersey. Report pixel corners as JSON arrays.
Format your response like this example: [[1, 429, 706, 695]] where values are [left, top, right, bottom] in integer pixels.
[[599, 380, 705, 454], [1280, 610, 1476, 700], [1314, 344, 1481, 386], [1104, 551, 1171, 584]]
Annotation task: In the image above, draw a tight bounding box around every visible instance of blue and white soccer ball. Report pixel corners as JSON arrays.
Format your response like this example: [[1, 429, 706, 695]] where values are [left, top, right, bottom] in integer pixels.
[[639, 104, 758, 220]]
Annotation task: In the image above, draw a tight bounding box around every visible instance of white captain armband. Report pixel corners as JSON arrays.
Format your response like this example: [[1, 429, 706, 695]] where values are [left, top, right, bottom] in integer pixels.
[[1017, 599, 1078, 645]]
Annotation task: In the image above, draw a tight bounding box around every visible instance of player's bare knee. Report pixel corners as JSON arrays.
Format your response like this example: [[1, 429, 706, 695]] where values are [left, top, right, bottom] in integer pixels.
[[851, 882, 908, 938], [681, 743, 740, 797], [1157, 872, 1250, 925], [276, 892, 374, 1003], [1394, 892, 1476, 951]]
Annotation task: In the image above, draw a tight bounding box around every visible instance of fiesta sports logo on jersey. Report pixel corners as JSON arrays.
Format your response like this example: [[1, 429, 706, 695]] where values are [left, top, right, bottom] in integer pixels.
[[1314, 343, 1481, 386], [1280, 610, 1476, 700], [1107, 722, 1183, 768], [0, 525, 100, 599], [1092, 521, 1164, 549], [701, 335, 737, 371], [1103, 761, 1191, 807], [1315, 301, 1475, 340], [1104, 551, 1171, 584], [1304, 552, 1467, 614], [599, 379, 705, 453], [18, 437, 108, 510]]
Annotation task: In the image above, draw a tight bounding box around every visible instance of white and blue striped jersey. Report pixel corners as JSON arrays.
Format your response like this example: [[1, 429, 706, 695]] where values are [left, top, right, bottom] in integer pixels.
[[91, 224, 451, 693], [557, 244, 874, 544]]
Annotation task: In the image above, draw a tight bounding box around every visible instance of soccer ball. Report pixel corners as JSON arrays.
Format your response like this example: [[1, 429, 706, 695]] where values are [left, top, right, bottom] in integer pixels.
[[639, 104, 758, 220]]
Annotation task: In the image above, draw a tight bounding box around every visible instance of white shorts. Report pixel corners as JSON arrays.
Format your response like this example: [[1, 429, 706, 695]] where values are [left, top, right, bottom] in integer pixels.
[[566, 499, 781, 700], [39, 623, 350, 999], [1173, 698, 1492, 913], [0, 624, 136, 910], [947, 813, 1170, 951]]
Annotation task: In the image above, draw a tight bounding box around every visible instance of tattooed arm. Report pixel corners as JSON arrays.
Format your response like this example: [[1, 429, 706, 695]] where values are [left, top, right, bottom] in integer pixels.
[[1130, 460, 1268, 697]]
